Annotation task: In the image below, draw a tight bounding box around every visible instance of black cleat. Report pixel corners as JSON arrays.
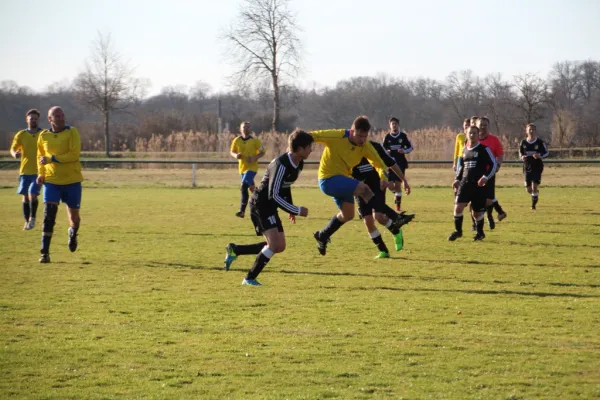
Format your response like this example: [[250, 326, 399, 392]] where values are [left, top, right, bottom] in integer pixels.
[[448, 231, 463, 241], [313, 231, 330, 256], [473, 232, 486, 241], [497, 212, 507, 221], [531, 205, 536, 210], [68, 228, 78, 252], [487, 216, 496, 230], [235, 211, 245, 218], [394, 212, 416, 229], [39, 254, 51, 263]]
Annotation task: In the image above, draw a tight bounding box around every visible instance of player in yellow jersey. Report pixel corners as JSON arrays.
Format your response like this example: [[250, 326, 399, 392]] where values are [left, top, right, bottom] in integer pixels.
[[36, 106, 84, 263], [10, 109, 43, 230], [230, 121, 266, 218], [453, 118, 469, 172], [310, 116, 411, 256]]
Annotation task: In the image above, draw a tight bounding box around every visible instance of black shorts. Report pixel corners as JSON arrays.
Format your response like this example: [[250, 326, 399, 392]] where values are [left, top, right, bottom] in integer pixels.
[[357, 190, 386, 218], [485, 175, 496, 200], [456, 181, 487, 212], [388, 164, 407, 182], [524, 169, 542, 185], [249, 203, 283, 236]]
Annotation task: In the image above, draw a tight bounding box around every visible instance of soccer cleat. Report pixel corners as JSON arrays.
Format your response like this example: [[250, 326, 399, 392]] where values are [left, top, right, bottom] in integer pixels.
[[39, 254, 51, 263], [487, 216, 495, 230], [448, 231, 462, 241], [394, 230, 404, 251], [235, 211, 245, 218], [375, 251, 390, 259], [68, 228, 78, 252], [313, 231, 330, 256], [242, 278, 262, 286], [393, 212, 415, 229], [473, 232, 486, 241], [497, 212, 507, 221], [223, 243, 237, 271], [28, 218, 36, 230]]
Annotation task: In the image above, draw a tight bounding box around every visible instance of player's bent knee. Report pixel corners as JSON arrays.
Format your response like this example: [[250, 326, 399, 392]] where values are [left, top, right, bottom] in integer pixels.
[[43, 203, 59, 234], [374, 212, 387, 225]]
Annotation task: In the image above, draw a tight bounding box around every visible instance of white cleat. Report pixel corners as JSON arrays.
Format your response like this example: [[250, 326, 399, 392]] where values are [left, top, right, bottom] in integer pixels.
[[27, 218, 36, 230]]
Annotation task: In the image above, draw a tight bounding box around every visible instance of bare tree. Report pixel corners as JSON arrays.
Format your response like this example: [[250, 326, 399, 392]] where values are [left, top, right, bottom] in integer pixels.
[[222, 0, 301, 132], [512, 73, 548, 125], [73, 32, 144, 156]]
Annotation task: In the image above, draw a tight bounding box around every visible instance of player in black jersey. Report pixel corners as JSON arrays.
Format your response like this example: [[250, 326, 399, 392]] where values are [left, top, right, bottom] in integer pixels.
[[383, 117, 414, 211], [352, 141, 416, 258], [519, 123, 549, 210], [449, 125, 497, 241], [223, 129, 314, 286]]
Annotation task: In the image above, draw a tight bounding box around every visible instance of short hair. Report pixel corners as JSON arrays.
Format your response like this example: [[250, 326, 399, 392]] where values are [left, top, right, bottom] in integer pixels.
[[352, 116, 371, 132], [470, 116, 479, 122], [240, 121, 250, 130], [479, 116, 490, 124], [389, 117, 400, 124], [288, 129, 314, 152], [468, 125, 480, 134], [526, 123, 537, 129], [26, 109, 40, 118], [463, 118, 471, 125]]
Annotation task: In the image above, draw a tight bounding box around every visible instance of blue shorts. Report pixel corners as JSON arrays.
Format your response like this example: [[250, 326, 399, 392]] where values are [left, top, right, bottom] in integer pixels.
[[43, 182, 82, 209], [241, 171, 257, 186], [319, 176, 359, 209], [17, 174, 41, 196]]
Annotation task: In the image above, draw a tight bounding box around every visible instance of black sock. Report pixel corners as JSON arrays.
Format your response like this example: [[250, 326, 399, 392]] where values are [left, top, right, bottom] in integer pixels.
[[486, 205, 494, 219], [493, 200, 504, 214], [320, 216, 344, 240], [31, 198, 38, 218], [240, 184, 250, 212], [532, 194, 539, 208], [476, 218, 485, 235], [41, 203, 58, 255], [395, 195, 402, 208], [23, 202, 31, 222], [371, 233, 389, 253], [233, 242, 266, 255], [454, 215, 464, 233], [246, 253, 271, 280]]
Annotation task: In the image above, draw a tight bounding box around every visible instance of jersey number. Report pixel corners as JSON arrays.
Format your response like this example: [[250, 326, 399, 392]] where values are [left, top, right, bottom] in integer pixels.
[[268, 215, 277, 225]]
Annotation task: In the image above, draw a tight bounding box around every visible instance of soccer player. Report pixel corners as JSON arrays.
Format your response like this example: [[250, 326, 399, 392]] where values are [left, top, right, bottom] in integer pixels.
[[311, 116, 411, 256], [10, 109, 43, 230], [519, 123, 549, 210], [352, 141, 415, 258], [230, 121, 266, 218], [477, 116, 507, 229], [449, 125, 497, 241], [383, 117, 414, 211], [36, 106, 84, 263], [452, 118, 469, 172], [223, 129, 313, 286]]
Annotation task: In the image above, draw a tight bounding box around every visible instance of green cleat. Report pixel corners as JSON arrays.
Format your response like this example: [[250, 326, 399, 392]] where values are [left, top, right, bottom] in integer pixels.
[[375, 251, 390, 259], [394, 229, 404, 251]]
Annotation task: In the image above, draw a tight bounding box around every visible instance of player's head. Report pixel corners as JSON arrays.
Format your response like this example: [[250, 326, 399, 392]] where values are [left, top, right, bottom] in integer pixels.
[[288, 129, 314, 160], [350, 116, 371, 146], [26, 109, 40, 129], [389, 117, 400, 132], [48, 106, 65, 131], [463, 118, 470, 132], [470, 116, 479, 126], [240, 121, 251, 136], [526, 123, 536, 137], [477, 116, 489, 136], [467, 125, 479, 145]]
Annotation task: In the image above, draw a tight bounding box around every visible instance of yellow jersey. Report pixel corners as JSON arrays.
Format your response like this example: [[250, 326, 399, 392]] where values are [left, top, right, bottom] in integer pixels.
[[37, 126, 84, 185], [230, 136, 265, 174], [10, 128, 42, 175], [453, 133, 466, 165], [311, 129, 388, 180]]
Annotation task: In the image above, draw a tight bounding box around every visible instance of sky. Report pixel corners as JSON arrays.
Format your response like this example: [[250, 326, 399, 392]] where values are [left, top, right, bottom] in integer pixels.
[[1, 0, 599, 97]]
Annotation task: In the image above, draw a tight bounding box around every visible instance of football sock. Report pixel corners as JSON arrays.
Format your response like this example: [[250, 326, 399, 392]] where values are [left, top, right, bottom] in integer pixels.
[[532, 193, 539, 208], [493, 199, 504, 214], [454, 213, 464, 233], [22, 201, 30, 222], [395, 193, 402, 207], [31, 198, 38, 218], [41, 203, 58, 254], [233, 242, 267, 255], [486, 205, 494, 219], [320, 216, 345, 240], [240, 183, 250, 212], [370, 230, 389, 253], [476, 215, 485, 235], [246, 246, 273, 280], [384, 217, 400, 235]]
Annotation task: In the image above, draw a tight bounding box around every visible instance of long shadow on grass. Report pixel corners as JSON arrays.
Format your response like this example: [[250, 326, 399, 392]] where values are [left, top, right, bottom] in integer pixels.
[[350, 286, 600, 298]]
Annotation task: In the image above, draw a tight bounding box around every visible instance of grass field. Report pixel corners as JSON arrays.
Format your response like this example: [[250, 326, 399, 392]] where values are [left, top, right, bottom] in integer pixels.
[[1, 167, 599, 399]]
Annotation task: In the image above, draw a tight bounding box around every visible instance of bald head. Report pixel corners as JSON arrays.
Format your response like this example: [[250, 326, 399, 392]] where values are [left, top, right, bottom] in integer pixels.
[[48, 106, 66, 132]]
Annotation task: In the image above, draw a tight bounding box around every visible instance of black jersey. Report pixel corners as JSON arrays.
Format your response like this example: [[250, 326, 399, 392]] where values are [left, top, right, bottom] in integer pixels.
[[250, 153, 303, 215], [352, 141, 397, 190], [456, 143, 497, 184], [383, 131, 413, 169], [519, 138, 549, 172]]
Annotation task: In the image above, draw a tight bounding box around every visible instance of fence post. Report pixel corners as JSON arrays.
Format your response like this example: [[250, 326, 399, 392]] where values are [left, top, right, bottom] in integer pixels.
[[192, 163, 197, 187]]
